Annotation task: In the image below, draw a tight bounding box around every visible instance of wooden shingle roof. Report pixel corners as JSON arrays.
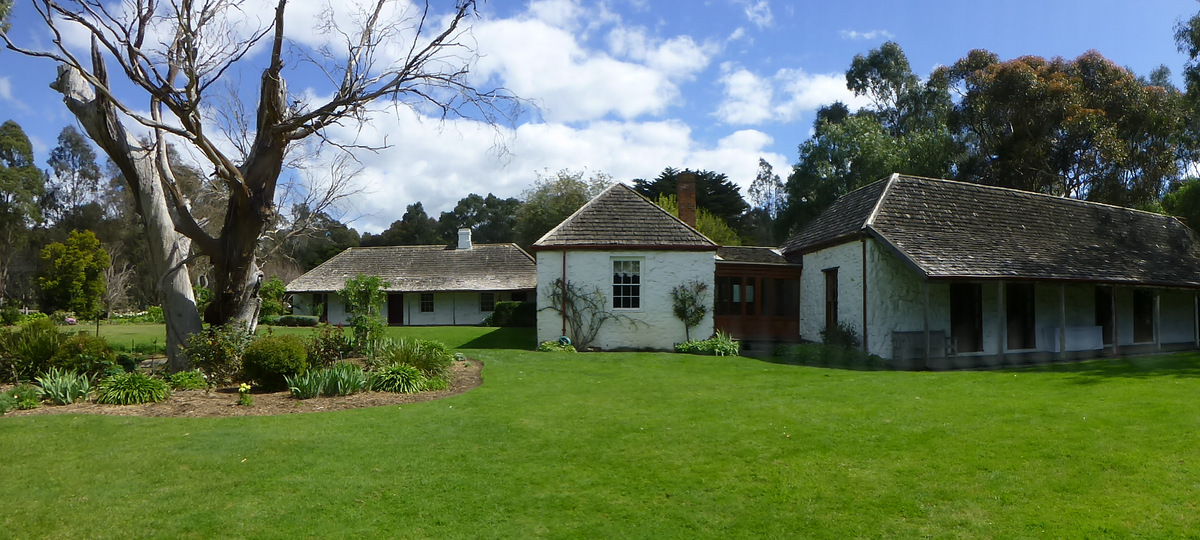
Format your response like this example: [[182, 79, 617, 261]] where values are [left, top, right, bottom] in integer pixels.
[[286, 244, 537, 293], [532, 183, 718, 250], [782, 174, 1200, 288], [716, 246, 795, 265]]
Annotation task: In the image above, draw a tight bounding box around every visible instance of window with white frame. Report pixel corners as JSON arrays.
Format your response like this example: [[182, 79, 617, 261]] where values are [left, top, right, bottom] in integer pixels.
[[480, 292, 495, 312], [612, 259, 641, 309], [420, 293, 434, 313]]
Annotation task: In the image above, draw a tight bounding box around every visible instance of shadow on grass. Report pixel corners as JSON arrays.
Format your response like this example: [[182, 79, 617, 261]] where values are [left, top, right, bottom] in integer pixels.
[[1014, 352, 1200, 382], [461, 327, 536, 350]]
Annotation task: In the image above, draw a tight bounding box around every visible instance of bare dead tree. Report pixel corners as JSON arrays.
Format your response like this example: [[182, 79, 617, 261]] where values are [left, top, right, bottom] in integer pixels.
[[3, 0, 521, 370]]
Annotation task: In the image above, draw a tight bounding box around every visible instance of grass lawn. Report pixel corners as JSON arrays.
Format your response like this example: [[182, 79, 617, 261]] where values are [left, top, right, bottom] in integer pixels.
[[1, 338, 1198, 537]]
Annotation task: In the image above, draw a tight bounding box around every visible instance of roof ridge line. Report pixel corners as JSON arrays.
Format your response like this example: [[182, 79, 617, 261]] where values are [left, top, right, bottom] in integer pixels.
[[895, 174, 1176, 221], [864, 173, 898, 228]]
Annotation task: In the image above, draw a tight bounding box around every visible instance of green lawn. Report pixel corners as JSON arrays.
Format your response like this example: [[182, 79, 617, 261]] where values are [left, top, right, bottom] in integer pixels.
[[1, 339, 1198, 537]]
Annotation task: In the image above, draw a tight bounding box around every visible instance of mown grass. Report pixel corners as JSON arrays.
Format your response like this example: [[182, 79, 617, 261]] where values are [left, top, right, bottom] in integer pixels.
[[1, 345, 1197, 537]]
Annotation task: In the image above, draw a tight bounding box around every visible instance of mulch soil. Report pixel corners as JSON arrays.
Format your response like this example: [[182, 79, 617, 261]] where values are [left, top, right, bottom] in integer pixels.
[[3, 359, 482, 418]]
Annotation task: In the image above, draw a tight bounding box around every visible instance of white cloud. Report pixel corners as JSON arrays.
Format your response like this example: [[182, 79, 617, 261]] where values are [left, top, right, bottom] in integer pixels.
[[840, 29, 894, 40], [715, 64, 868, 126], [736, 0, 773, 29], [727, 27, 746, 42], [606, 27, 715, 79], [474, 16, 699, 122], [0, 78, 12, 101]]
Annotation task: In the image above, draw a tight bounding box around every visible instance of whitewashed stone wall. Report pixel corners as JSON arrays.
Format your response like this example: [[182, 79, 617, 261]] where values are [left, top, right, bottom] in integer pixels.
[[536, 250, 716, 350], [292, 291, 516, 326], [799, 241, 866, 343]]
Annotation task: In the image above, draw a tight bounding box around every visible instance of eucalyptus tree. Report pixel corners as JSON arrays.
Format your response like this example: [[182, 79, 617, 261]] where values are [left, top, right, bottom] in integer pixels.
[[3, 0, 520, 370]]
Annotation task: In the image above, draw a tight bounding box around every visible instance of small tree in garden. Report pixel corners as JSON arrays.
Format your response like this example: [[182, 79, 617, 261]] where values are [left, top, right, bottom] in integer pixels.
[[37, 230, 110, 321], [670, 280, 709, 342], [339, 274, 390, 351]]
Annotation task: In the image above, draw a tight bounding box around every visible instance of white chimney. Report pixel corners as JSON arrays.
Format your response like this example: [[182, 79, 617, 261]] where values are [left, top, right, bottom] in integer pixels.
[[457, 227, 473, 250]]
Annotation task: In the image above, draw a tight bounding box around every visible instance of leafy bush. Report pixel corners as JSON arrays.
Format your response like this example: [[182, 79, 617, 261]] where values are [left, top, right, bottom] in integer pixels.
[[50, 333, 116, 377], [375, 338, 453, 379], [773, 343, 887, 370], [308, 324, 354, 367], [242, 335, 309, 390], [0, 392, 15, 414], [821, 321, 863, 349], [7, 383, 42, 410], [2, 317, 67, 380], [115, 353, 141, 372], [369, 363, 427, 394], [23, 312, 48, 323], [482, 301, 536, 327], [674, 331, 740, 356], [35, 367, 92, 404], [182, 324, 253, 387], [1, 306, 22, 326], [168, 370, 208, 390], [258, 314, 281, 326], [286, 371, 325, 399], [537, 340, 577, 353], [259, 276, 288, 319], [51, 311, 75, 324], [109, 307, 165, 324], [95, 372, 170, 405], [277, 315, 319, 327]]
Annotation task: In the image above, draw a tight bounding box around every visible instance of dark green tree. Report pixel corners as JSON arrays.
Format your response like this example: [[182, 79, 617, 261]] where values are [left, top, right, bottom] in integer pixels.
[[1163, 179, 1200, 232], [361, 203, 442, 246], [37, 229, 110, 319], [0, 120, 46, 304], [437, 193, 521, 244], [514, 169, 611, 247], [632, 168, 749, 230]]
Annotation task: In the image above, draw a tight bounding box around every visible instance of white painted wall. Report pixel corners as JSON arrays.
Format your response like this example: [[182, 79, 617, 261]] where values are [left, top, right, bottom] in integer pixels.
[[291, 290, 521, 326], [804, 239, 1200, 362], [536, 250, 716, 350]]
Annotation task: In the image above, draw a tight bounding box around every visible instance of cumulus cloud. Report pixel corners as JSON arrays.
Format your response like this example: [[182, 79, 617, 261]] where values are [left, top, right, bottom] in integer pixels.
[[0, 78, 12, 102], [715, 64, 869, 126], [606, 27, 715, 79], [840, 29, 894, 40]]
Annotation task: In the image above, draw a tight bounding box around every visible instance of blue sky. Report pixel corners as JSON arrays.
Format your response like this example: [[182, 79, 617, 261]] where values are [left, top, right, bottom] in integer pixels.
[[1, 0, 1198, 232]]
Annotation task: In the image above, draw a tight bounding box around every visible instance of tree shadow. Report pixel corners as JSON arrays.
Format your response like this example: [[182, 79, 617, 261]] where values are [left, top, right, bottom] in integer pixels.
[[460, 327, 536, 350], [1013, 352, 1200, 383]]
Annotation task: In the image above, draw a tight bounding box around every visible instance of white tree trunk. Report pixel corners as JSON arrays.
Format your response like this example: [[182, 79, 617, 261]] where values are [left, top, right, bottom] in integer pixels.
[[51, 62, 203, 371]]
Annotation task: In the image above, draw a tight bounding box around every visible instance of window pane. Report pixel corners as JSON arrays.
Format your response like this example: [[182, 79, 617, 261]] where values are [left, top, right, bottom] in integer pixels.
[[612, 259, 642, 309]]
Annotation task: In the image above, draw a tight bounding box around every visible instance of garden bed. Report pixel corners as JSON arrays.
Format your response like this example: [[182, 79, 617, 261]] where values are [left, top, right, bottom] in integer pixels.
[[3, 358, 481, 418]]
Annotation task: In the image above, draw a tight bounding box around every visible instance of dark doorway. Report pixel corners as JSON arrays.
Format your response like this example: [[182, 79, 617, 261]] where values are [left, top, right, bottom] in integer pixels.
[[1006, 283, 1036, 350], [1133, 290, 1154, 343], [1095, 287, 1113, 345], [951, 283, 984, 353], [824, 269, 838, 333], [387, 293, 404, 326]]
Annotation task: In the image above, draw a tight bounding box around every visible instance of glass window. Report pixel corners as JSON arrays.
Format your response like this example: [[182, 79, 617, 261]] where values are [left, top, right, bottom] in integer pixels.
[[480, 292, 495, 312], [612, 260, 641, 309], [420, 293, 434, 313]]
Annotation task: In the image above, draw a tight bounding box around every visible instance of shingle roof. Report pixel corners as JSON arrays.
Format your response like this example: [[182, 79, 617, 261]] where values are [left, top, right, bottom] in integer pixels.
[[532, 183, 718, 250], [782, 174, 1200, 287], [286, 244, 537, 293], [716, 246, 794, 265], [779, 178, 889, 254]]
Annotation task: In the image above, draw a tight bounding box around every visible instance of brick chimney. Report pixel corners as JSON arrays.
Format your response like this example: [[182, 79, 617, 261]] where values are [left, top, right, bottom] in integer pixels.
[[457, 227, 473, 250], [677, 171, 697, 228]]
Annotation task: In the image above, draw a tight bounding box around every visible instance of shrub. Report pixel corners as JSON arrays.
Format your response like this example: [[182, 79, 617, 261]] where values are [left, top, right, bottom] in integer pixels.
[[7, 383, 42, 410], [369, 363, 427, 394], [323, 362, 368, 396], [821, 321, 862, 349], [182, 324, 253, 387], [308, 324, 354, 367], [1, 305, 22, 326], [286, 371, 324, 399], [96, 372, 170, 405], [375, 338, 453, 379], [2, 317, 67, 380], [115, 353, 141, 373], [0, 392, 15, 414], [773, 343, 887, 370], [258, 314, 281, 326], [277, 315, 319, 327], [674, 331, 740, 356], [537, 340, 577, 353], [168, 370, 208, 390], [35, 367, 92, 404], [50, 333, 116, 377], [482, 301, 536, 327], [110, 307, 166, 324], [51, 311, 75, 324], [242, 334, 309, 390]]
